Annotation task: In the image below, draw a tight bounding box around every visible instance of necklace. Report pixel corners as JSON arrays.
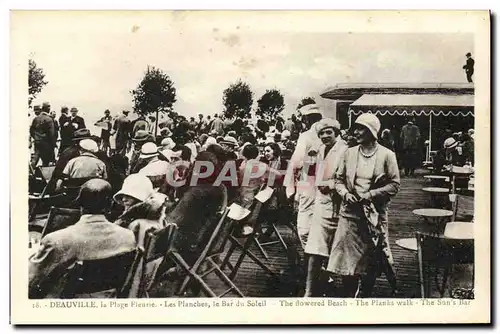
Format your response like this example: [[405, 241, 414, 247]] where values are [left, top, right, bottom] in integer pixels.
[[360, 144, 378, 158]]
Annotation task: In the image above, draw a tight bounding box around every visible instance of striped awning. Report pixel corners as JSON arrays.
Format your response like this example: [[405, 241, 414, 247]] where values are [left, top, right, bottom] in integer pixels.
[[348, 94, 474, 117]]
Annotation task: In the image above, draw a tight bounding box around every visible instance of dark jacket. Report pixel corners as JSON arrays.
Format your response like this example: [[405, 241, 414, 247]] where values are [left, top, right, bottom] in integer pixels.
[[30, 112, 56, 145]]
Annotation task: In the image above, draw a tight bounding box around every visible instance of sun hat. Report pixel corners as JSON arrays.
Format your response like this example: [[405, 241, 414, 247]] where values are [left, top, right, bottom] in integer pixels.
[[78, 139, 99, 153], [299, 104, 322, 116], [133, 130, 150, 142], [443, 137, 459, 149], [220, 135, 239, 147], [161, 137, 176, 150], [140, 142, 159, 159], [315, 118, 340, 135], [281, 130, 291, 139], [113, 174, 154, 205], [354, 113, 381, 140], [159, 148, 174, 161]]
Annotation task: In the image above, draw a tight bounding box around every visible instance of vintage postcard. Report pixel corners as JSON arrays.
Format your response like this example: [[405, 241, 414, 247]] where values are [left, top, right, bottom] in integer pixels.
[[11, 10, 490, 324]]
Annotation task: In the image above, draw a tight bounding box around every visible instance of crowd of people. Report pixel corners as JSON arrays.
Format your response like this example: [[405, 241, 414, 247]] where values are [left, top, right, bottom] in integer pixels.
[[28, 101, 474, 298]]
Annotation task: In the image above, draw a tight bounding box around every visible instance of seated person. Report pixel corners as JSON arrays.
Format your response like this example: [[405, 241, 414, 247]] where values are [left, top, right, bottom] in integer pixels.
[[45, 128, 94, 194], [29, 179, 136, 298], [56, 139, 107, 190], [138, 143, 172, 189]]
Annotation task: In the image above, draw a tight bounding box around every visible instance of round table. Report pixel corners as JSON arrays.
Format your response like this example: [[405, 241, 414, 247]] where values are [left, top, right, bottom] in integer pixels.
[[422, 187, 450, 207], [395, 237, 418, 251], [423, 175, 450, 182], [413, 208, 453, 234]]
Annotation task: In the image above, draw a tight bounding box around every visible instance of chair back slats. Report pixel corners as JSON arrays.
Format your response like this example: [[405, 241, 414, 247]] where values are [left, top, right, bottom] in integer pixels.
[[143, 224, 178, 263], [41, 207, 81, 237], [61, 248, 141, 298], [416, 232, 474, 297]]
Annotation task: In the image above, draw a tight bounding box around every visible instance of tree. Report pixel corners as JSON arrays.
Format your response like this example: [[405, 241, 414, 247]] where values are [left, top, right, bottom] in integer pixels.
[[256, 89, 285, 119], [28, 59, 48, 108], [296, 96, 316, 110], [131, 66, 177, 137], [222, 80, 253, 119]]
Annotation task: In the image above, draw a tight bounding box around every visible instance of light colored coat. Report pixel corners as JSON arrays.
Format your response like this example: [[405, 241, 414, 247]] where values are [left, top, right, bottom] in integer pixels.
[[29, 214, 136, 298], [314, 139, 348, 220], [335, 144, 400, 223]]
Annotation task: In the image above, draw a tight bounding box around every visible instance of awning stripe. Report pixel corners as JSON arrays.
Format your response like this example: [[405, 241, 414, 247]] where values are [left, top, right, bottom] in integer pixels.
[[348, 109, 474, 117]]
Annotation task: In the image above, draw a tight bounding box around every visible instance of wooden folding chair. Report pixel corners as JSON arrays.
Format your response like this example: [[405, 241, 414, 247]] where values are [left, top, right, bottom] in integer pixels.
[[60, 248, 143, 299], [169, 185, 245, 297], [41, 207, 81, 238], [415, 232, 474, 298], [139, 223, 178, 297], [221, 187, 279, 281], [254, 188, 299, 255], [29, 166, 63, 221]]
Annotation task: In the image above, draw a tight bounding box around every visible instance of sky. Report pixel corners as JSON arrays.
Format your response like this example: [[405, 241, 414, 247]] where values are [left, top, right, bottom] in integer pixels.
[[19, 12, 474, 133]]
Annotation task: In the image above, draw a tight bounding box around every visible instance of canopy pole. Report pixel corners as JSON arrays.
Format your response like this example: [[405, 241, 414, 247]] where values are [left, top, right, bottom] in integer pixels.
[[349, 110, 352, 129], [428, 113, 432, 161]]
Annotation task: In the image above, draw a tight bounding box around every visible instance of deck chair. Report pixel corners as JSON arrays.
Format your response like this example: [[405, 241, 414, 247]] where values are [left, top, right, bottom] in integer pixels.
[[139, 223, 179, 297], [220, 187, 279, 281], [60, 176, 104, 202], [28, 166, 62, 221], [254, 187, 299, 255], [415, 232, 474, 298], [60, 248, 143, 298], [41, 207, 81, 237], [169, 185, 245, 297]]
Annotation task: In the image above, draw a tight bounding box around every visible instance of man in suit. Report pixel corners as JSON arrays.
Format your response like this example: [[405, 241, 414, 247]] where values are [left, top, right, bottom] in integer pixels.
[[30, 103, 56, 167], [69, 107, 86, 131], [29, 179, 136, 298], [463, 52, 475, 83], [113, 110, 131, 156], [58, 107, 72, 155], [400, 118, 421, 177]]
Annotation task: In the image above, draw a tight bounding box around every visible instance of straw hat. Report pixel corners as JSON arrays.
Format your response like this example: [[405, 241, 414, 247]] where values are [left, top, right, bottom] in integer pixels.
[[140, 142, 159, 159]]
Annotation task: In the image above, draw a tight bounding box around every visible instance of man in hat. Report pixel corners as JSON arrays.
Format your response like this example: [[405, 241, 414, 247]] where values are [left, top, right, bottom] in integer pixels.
[[58, 107, 72, 154], [400, 118, 421, 177], [29, 179, 135, 298], [463, 52, 475, 83], [95, 109, 113, 155], [113, 110, 131, 156], [69, 107, 86, 132], [30, 103, 56, 168], [58, 139, 107, 187], [129, 130, 155, 174], [285, 103, 323, 248], [45, 128, 95, 194]]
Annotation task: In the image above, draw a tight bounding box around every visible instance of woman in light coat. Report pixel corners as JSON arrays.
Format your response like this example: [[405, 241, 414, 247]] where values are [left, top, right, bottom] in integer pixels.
[[329, 113, 400, 297], [304, 118, 348, 297]]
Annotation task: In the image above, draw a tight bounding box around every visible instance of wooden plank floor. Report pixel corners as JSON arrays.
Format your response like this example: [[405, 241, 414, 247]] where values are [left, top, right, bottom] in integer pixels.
[[151, 169, 475, 298]]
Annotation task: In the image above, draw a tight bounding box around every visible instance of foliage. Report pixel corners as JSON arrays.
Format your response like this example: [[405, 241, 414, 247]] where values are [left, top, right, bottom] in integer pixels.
[[256, 89, 285, 119], [222, 79, 253, 119], [296, 96, 316, 110], [131, 66, 177, 116], [28, 59, 48, 108]]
